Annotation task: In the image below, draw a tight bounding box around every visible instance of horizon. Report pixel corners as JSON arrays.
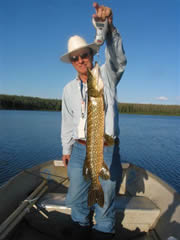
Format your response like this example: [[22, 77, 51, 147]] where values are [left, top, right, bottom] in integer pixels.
[[1, 93, 180, 107], [0, 0, 179, 105]]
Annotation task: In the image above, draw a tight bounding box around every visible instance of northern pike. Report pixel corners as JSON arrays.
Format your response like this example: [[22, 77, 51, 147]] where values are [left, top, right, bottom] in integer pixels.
[[83, 62, 113, 208]]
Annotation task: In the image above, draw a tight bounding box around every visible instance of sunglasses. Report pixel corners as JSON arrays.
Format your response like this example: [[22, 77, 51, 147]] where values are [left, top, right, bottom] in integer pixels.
[[70, 52, 91, 62]]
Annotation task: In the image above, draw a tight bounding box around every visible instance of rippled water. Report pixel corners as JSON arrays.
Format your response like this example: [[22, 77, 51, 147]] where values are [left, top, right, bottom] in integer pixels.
[[0, 110, 179, 192]]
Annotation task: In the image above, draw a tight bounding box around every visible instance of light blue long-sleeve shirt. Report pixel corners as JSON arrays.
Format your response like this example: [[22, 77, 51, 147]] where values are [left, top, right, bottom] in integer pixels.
[[61, 29, 127, 155]]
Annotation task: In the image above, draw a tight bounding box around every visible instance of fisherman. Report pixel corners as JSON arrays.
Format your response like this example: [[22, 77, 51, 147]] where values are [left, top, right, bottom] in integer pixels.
[[60, 2, 127, 240]]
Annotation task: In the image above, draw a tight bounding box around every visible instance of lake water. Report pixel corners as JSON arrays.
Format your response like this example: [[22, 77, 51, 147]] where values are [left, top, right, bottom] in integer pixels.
[[0, 110, 179, 193]]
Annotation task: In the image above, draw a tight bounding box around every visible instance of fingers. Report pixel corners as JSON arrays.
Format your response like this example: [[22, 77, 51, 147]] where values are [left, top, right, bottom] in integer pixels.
[[63, 158, 69, 167], [93, 2, 112, 22], [98, 7, 106, 21], [92, 2, 100, 20], [62, 155, 70, 167], [105, 6, 112, 18], [93, 2, 99, 11]]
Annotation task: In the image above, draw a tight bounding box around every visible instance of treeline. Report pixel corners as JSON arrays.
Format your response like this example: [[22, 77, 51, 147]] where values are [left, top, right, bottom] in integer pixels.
[[0, 94, 61, 111], [0, 94, 180, 116], [118, 102, 180, 116]]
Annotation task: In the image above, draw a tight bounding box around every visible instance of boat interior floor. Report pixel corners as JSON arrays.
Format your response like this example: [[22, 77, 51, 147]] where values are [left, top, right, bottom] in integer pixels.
[[8, 212, 157, 240], [7, 180, 159, 240]]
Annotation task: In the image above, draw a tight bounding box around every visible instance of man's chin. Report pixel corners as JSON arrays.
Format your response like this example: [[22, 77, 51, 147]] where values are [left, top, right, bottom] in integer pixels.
[[79, 69, 88, 75], [77, 64, 92, 75]]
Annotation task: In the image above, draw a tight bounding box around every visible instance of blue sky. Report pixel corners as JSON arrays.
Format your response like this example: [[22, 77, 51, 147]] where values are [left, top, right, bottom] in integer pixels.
[[0, 0, 179, 105]]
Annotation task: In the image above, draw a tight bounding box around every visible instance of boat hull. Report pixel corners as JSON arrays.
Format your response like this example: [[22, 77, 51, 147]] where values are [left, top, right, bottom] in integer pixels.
[[0, 160, 179, 240]]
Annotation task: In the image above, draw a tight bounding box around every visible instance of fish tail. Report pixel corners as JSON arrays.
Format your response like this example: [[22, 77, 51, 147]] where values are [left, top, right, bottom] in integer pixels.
[[88, 184, 104, 208]]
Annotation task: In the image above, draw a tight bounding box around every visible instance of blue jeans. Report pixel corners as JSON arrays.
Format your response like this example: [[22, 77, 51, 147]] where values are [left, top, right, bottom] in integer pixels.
[[66, 141, 122, 233]]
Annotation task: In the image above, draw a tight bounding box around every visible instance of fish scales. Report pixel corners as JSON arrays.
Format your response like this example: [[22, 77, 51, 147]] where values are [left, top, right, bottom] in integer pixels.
[[83, 63, 111, 208]]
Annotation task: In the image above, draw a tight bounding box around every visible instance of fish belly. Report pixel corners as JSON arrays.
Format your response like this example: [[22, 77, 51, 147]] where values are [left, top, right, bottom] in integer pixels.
[[84, 96, 107, 207], [86, 96, 104, 177]]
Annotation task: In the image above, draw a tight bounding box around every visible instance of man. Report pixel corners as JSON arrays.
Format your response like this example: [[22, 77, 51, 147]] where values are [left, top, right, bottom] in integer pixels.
[[60, 2, 127, 240]]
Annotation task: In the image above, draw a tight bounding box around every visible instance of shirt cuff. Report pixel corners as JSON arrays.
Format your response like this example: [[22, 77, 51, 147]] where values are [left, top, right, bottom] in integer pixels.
[[62, 144, 73, 155], [106, 26, 119, 43]]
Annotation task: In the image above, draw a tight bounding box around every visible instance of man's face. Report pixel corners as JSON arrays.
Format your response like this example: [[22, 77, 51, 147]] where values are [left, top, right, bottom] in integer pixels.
[[70, 48, 93, 76]]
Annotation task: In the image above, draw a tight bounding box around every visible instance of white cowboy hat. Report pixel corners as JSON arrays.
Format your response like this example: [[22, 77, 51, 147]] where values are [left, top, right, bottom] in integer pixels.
[[60, 35, 99, 63]]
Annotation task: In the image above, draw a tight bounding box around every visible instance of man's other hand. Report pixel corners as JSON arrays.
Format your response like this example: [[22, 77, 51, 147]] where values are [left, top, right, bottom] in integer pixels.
[[62, 154, 70, 167]]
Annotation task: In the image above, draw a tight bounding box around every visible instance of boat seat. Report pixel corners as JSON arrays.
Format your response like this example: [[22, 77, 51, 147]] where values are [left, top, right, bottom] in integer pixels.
[[37, 193, 160, 232], [115, 195, 160, 232], [37, 193, 71, 215]]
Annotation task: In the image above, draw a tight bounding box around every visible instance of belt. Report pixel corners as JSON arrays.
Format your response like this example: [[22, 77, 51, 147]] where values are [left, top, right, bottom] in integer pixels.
[[76, 139, 87, 145], [76, 138, 119, 146]]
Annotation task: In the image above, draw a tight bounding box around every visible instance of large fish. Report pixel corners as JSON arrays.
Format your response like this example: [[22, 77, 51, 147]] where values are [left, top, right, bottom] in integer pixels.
[[83, 62, 113, 208]]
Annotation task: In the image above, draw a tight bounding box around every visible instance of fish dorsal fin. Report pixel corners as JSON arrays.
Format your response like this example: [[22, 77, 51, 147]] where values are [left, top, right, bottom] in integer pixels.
[[104, 134, 115, 146]]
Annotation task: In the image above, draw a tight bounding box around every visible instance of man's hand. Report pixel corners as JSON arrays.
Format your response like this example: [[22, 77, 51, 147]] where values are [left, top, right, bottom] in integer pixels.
[[62, 154, 70, 167], [93, 2, 113, 26]]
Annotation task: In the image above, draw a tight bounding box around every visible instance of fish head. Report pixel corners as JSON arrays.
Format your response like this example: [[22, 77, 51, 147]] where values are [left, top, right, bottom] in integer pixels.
[[87, 62, 104, 97]]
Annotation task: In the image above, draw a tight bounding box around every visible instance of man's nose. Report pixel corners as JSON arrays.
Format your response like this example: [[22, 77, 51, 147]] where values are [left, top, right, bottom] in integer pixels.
[[78, 56, 84, 63]]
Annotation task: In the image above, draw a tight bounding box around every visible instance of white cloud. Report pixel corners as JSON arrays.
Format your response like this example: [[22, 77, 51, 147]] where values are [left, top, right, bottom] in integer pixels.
[[155, 96, 168, 101]]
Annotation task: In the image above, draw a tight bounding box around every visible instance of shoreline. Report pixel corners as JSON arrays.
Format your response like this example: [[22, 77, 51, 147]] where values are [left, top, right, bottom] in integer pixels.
[[0, 94, 180, 116], [0, 109, 180, 117]]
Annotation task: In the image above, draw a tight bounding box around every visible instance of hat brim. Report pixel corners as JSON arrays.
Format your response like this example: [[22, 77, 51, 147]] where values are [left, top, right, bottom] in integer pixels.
[[60, 42, 99, 63]]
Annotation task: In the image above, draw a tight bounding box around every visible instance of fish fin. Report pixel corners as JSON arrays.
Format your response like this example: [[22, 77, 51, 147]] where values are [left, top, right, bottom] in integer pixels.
[[104, 134, 115, 146], [88, 184, 104, 208], [99, 161, 110, 180], [83, 160, 91, 181]]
